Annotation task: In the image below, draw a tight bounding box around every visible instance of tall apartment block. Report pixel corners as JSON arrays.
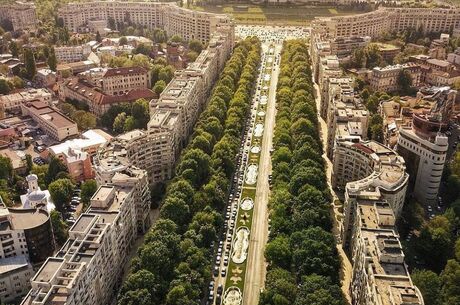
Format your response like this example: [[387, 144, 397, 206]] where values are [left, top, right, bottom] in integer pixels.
[[312, 7, 460, 40], [58, 1, 232, 44], [96, 26, 234, 186], [332, 139, 409, 244], [347, 199, 424, 305], [325, 83, 369, 160], [0, 176, 55, 303], [0, 1, 37, 32], [21, 165, 150, 305]]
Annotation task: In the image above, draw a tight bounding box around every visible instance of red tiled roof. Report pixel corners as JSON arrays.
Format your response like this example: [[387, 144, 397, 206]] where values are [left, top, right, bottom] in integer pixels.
[[103, 66, 148, 77], [352, 143, 375, 155]]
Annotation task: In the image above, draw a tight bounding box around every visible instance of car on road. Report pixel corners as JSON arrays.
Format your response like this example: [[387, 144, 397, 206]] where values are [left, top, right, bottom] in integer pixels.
[[213, 267, 219, 277], [221, 269, 227, 277]]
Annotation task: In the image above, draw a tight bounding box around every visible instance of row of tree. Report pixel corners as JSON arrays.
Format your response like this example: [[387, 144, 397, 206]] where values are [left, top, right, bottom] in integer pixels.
[[260, 40, 346, 305], [116, 37, 262, 305]]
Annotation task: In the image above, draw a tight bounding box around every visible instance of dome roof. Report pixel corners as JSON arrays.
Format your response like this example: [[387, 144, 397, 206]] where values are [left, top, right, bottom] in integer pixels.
[[28, 191, 47, 202]]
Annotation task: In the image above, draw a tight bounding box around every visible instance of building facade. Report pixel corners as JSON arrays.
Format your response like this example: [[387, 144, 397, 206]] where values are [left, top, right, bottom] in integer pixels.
[[20, 101, 79, 141], [0, 2, 37, 31], [397, 114, 448, 205], [369, 63, 422, 93], [96, 25, 234, 186], [21, 165, 150, 305], [312, 7, 460, 40], [101, 67, 151, 96], [58, 1, 232, 44], [0, 89, 52, 118], [332, 140, 409, 245], [55, 45, 92, 63]]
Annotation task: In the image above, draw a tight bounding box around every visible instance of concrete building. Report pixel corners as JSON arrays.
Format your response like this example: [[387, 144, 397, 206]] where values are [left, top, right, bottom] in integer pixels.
[[0, 2, 37, 32], [20, 175, 55, 212], [0, 256, 33, 304], [317, 55, 342, 112], [21, 165, 150, 305], [347, 198, 423, 305], [0, 195, 54, 265], [20, 101, 79, 141], [58, 1, 233, 44], [58, 77, 156, 116], [49, 130, 112, 182], [96, 26, 234, 186], [369, 63, 422, 93], [325, 83, 369, 159], [101, 67, 151, 96], [312, 7, 460, 40], [0, 89, 52, 118], [54, 45, 92, 63], [332, 140, 409, 240], [397, 113, 449, 206]]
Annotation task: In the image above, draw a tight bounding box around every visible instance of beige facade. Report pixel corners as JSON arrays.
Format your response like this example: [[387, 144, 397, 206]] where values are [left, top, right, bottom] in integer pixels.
[[21, 166, 150, 305], [369, 63, 422, 92], [96, 26, 234, 186], [325, 83, 369, 159], [0, 256, 33, 304], [332, 140, 409, 240], [102, 67, 150, 96], [58, 1, 232, 44], [55, 45, 91, 63], [347, 199, 423, 305], [20, 101, 79, 141], [0, 89, 52, 118], [0, 2, 37, 31], [312, 7, 460, 40]]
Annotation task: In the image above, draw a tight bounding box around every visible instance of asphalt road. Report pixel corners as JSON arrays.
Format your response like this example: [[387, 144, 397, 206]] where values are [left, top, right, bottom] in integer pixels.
[[242, 42, 282, 305]]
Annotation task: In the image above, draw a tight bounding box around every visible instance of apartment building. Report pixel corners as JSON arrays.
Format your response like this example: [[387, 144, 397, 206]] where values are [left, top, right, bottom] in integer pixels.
[[49, 130, 112, 182], [369, 63, 422, 93], [0, 194, 54, 265], [20, 101, 79, 141], [347, 198, 423, 305], [54, 45, 92, 63], [58, 1, 232, 44], [325, 85, 369, 159], [102, 67, 151, 96], [58, 77, 156, 116], [0, 256, 33, 304], [397, 114, 449, 205], [21, 165, 150, 305], [0, 89, 52, 118], [332, 140, 409, 240], [94, 26, 234, 186], [312, 7, 460, 40], [0, 2, 37, 31], [318, 55, 342, 110]]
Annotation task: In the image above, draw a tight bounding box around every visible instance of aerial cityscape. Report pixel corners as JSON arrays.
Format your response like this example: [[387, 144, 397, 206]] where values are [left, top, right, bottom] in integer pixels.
[[0, 0, 459, 305]]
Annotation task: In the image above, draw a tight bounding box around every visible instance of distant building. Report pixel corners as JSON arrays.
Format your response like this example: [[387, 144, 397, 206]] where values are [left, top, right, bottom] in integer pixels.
[[312, 7, 460, 40], [49, 129, 112, 182], [0, 2, 37, 32], [0, 89, 52, 118], [20, 101, 79, 141], [35, 69, 57, 88], [369, 63, 421, 92], [101, 67, 151, 96], [21, 165, 150, 305], [55, 45, 92, 63]]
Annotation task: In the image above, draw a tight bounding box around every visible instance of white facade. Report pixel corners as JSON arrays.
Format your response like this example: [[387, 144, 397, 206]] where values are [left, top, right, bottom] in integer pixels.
[[58, 1, 232, 44], [21, 166, 150, 305], [397, 122, 448, 205], [55, 45, 91, 63], [0, 256, 33, 304], [0, 88, 52, 116]]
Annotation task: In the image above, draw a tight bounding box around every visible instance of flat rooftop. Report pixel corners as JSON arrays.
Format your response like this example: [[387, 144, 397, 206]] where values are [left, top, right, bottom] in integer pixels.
[[32, 257, 64, 283], [0, 208, 49, 231], [24, 101, 76, 129], [70, 214, 96, 233]]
